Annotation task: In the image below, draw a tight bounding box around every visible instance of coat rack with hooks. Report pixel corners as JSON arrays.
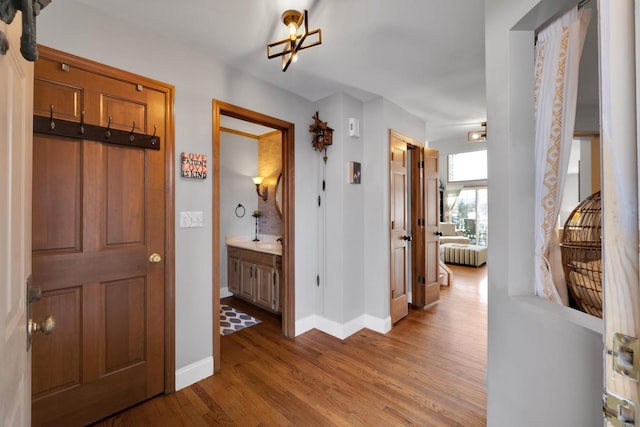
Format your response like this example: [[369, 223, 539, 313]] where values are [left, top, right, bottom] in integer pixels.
[[33, 105, 160, 150]]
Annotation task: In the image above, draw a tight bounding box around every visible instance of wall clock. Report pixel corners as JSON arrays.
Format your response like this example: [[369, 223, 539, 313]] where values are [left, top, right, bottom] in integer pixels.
[[309, 111, 333, 162]]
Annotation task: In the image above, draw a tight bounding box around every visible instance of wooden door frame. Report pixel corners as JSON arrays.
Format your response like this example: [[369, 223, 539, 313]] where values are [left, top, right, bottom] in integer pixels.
[[389, 129, 431, 310], [212, 100, 295, 373], [35, 46, 177, 393]]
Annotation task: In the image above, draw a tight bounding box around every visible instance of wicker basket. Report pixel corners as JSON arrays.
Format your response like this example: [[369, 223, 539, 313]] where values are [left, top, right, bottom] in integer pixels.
[[560, 191, 602, 317]]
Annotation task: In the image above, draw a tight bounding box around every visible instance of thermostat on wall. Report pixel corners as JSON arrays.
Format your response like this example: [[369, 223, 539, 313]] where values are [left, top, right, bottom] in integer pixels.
[[348, 117, 360, 138]]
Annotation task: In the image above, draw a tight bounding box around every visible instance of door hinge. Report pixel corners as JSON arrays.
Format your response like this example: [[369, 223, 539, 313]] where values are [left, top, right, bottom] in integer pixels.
[[316, 275, 320, 287], [604, 390, 637, 426], [418, 160, 424, 168], [417, 218, 425, 227], [608, 333, 640, 380]]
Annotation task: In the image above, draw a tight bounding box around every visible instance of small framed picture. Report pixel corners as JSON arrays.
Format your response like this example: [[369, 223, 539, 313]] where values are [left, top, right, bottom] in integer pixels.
[[349, 161, 361, 184], [181, 152, 208, 179]]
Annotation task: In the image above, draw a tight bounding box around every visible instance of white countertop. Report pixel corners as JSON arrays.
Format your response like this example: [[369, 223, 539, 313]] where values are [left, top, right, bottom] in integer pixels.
[[226, 235, 282, 256]]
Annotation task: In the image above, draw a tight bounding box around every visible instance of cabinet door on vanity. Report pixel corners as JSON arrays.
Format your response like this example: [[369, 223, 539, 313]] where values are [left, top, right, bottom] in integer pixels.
[[240, 260, 255, 300], [228, 255, 240, 294], [255, 264, 275, 310]]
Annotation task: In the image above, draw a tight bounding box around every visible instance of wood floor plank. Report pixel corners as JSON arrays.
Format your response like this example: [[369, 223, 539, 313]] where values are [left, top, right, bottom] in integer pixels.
[[92, 264, 487, 426]]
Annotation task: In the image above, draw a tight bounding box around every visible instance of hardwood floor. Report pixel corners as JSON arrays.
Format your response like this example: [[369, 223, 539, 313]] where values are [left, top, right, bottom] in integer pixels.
[[93, 264, 487, 426]]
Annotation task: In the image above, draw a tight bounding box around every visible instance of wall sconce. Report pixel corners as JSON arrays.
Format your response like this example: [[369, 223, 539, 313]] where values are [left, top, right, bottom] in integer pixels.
[[252, 176, 268, 201], [468, 122, 487, 142]]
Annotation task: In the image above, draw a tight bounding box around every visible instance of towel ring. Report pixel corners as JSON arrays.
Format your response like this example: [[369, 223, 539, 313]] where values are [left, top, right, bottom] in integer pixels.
[[235, 204, 245, 218]]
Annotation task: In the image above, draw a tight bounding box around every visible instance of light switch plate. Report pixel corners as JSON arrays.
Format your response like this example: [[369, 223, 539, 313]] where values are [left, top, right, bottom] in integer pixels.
[[179, 211, 204, 228], [179, 211, 192, 228], [191, 211, 203, 228]]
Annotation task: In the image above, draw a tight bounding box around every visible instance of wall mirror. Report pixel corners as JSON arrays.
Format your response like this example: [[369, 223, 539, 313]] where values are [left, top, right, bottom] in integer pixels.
[[275, 172, 283, 219]]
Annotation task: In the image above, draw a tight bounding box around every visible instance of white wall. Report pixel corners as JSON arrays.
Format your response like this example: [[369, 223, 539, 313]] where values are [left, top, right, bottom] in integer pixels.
[[363, 98, 426, 322], [310, 93, 425, 337], [219, 132, 258, 295], [38, 0, 318, 375], [485, 0, 603, 425]]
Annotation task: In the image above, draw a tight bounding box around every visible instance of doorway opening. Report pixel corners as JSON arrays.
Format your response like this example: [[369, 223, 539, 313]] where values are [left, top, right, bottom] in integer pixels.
[[212, 101, 295, 373]]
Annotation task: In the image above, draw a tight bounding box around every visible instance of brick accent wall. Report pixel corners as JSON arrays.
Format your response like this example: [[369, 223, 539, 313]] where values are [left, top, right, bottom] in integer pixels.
[[257, 131, 282, 236]]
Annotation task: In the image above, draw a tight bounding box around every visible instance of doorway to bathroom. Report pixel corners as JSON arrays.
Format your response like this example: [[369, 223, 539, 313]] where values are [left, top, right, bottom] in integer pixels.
[[212, 100, 295, 373]]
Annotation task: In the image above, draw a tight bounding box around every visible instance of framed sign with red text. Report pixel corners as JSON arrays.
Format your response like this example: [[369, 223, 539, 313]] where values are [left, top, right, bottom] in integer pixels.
[[181, 152, 207, 179]]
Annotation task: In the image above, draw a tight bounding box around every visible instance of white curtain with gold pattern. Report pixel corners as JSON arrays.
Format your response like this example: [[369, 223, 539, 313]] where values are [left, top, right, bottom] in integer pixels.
[[534, 6, 591, 304]]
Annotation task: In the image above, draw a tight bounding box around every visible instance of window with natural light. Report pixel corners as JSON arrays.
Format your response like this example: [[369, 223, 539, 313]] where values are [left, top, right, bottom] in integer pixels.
[[447, 150, 487, 182], [449, 188, 488, 245]]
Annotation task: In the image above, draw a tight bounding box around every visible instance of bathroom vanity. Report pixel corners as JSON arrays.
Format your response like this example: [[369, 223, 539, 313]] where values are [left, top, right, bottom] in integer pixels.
[[226, 237, 282, 314]]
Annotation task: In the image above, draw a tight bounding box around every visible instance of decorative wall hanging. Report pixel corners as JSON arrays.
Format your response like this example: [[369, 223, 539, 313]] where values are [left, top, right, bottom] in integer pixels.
[[181, 152, 208, 179], [349, 162, 361, 184], [309, 111, 333, 162], [0, 0, 52, 61]]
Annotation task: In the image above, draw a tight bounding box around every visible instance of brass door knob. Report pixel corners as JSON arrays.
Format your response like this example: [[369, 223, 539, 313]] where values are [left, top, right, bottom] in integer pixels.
[[149, 253, 162, 263], [28, 315, 55, 337]]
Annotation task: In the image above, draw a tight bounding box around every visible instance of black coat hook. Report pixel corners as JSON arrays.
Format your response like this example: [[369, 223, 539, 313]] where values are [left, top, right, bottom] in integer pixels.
[[79, 110, 85, 135], [49, 104, 55, 129], [105, 116, 112, 138], [129, 121, 136, 142], [150, 125, 157, 146]]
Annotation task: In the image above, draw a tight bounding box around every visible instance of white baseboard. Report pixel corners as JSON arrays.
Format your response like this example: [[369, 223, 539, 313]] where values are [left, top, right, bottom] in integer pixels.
[[220, 287, 233, 299], [175, 356, 213, 391], [295, 314, 317, 336], [363, 314, 392, 334], [295, 313, 391, 339]]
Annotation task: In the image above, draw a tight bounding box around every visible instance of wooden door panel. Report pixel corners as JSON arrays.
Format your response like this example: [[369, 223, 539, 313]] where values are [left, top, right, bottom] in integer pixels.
[[100, 94, 146, 132], [104, 278, 146, 373], [32, 135, 81, 252], [106, 146, 145, 245], [228, 256, 240, 293], [255, 265, 274, 309], [33, 79, 82, 121], [425, 174, 439, 225], [240, 261, 254, 300], [31, 288, 82, 398], [392, 171, 406, 230], [391, 247, 407, 298]]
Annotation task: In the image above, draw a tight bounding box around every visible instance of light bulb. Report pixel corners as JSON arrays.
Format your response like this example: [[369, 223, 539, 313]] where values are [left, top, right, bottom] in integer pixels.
[[288, 22, 298, 40]]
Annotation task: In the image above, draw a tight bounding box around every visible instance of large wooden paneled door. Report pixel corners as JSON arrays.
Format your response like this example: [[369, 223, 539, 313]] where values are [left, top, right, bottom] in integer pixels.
[[422, 147, 440, 306], [30, 47, 174, 427], [409, 143, 440, 308], [390, 132, 409, 323]]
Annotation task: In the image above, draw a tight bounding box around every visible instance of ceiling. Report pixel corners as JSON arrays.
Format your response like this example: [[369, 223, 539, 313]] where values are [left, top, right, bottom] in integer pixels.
[[70, 0, 487, 142]]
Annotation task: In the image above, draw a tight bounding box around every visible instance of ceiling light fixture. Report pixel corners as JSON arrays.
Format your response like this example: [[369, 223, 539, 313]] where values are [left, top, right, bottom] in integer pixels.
[[468, 122, 487, 142], [267, 9, 322, 72]]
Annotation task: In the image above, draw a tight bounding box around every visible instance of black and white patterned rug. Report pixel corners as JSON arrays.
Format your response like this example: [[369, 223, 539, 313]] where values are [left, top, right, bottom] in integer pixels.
[[220, 305, 261, 335]]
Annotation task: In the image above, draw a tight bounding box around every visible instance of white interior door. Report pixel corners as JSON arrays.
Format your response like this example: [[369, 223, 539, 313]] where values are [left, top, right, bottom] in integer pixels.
[[0, 17, 34, 427], [601, 1, 640, 424]]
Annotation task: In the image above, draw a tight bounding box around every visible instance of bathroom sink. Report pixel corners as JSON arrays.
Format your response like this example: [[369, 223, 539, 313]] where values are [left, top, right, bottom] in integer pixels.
[[257, 242, 279, 250]]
